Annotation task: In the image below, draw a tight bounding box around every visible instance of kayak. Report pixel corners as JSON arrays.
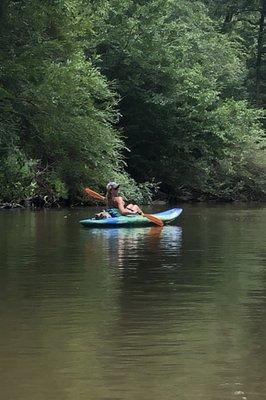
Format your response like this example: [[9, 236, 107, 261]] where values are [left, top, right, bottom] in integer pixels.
[[79, 208, 182, 228]]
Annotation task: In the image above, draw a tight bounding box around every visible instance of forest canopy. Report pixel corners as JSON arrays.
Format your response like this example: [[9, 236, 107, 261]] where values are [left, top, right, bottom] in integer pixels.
[[0, 0, 265, 204]]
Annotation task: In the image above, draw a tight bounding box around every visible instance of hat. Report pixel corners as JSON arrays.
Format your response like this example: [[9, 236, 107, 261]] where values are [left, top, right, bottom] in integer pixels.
[[106, 181, 120, 190]]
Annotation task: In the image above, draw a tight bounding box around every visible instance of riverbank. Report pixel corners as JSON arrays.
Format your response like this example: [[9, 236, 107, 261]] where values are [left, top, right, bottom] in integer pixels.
[[1, 197, 264, 210], [0, 196, 72, 210]]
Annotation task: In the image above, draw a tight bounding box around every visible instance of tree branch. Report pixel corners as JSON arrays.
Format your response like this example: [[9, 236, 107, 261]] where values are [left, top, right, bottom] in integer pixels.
[[236, 18, 258, 26], [234, 9, 261, 16]]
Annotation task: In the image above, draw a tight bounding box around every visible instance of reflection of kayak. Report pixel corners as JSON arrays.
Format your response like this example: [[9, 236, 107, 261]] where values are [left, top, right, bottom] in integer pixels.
[[80, 208, 182, 227]]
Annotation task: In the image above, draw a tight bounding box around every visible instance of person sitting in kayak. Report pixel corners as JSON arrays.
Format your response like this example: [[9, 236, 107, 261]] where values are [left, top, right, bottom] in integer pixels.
[[105, 181, 142, 218]]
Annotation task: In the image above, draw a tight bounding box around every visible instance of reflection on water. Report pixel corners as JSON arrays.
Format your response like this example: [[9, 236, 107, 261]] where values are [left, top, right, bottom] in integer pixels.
[[0, 205, 266, 400], [83, 225, 182, 269]]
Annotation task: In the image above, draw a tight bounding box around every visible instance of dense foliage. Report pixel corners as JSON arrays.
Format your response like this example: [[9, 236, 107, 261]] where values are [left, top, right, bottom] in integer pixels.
[[0, 0, 143, 204], [0, 0, 265, 204], [203, 0, 266, 107]]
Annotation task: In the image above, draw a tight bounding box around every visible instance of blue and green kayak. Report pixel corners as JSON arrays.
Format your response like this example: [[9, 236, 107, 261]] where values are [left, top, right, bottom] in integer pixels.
[[80, 208, 182, 228]]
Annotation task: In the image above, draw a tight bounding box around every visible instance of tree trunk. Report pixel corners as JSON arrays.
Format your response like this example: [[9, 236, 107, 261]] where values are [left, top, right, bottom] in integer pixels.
[[256, 0, 266, 105], [222, 8, 236, 33]]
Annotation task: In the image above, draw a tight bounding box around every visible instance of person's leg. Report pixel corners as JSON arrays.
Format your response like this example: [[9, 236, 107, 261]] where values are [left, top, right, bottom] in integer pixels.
[[102, 211, 111, 218], [126, 204, 142, 214], [95, 210, 111, 219]]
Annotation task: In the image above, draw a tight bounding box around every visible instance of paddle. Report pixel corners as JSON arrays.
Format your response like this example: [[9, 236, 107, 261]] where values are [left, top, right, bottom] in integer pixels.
[[84, 187, 164, 227], [84, 188, 105, 202]]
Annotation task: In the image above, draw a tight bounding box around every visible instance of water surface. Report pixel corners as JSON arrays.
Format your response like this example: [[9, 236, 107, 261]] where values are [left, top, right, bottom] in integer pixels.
[[0, 204, 265, 400]]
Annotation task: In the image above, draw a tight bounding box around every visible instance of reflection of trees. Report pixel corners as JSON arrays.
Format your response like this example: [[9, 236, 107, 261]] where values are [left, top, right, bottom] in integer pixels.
[[1, 206, 266, 399], [0, 210, 89, 300], [100, 205, 266, 399]]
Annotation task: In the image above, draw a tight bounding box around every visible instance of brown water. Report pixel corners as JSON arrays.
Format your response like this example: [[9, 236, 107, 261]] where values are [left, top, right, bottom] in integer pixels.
[[0, 204, 265, 400]]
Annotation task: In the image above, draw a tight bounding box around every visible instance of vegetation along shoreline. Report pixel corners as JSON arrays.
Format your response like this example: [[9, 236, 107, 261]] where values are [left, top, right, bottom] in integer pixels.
[[0, 1, 265, 207]]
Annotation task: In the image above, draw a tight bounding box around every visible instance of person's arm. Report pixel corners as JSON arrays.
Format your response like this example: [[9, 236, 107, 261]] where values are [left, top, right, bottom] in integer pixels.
[[116, 197, 136, 215]]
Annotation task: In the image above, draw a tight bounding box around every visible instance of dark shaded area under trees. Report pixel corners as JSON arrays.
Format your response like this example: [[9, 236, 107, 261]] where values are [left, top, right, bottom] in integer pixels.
[[0, 0, 265, 207]]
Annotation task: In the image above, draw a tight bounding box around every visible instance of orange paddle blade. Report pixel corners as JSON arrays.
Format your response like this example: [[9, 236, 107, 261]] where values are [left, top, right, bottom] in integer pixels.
[[143, 213, 164, 227], [84, 188, 105, 201]]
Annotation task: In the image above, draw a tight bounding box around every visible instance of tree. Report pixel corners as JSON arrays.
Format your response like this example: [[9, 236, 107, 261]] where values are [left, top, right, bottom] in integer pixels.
[[0, 0, 144, 203], [91, 0, 265, 200], [203, 0, 266, 107]]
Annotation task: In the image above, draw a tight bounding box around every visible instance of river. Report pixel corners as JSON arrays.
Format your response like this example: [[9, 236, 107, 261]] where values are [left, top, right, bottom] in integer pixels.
[[0, 204, 265, 400]]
